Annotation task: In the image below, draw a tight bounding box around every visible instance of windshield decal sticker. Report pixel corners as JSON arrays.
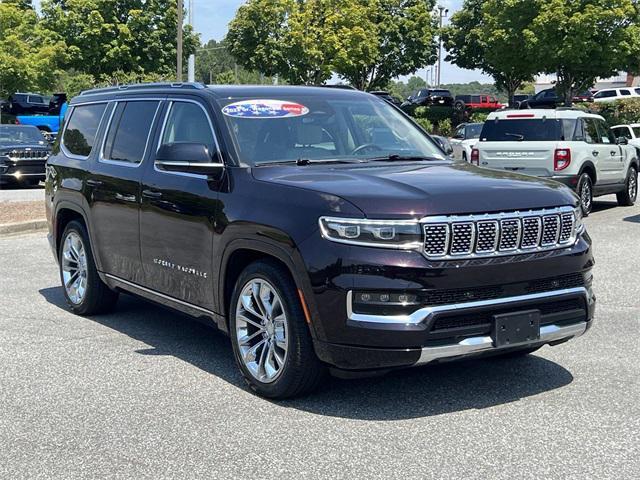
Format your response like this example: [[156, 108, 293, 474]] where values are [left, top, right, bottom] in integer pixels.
[[222, 99, 309, 118]]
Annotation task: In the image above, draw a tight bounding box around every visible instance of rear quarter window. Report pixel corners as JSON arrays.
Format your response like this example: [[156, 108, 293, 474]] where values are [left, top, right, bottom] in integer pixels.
[[62, 103, 107, 157]]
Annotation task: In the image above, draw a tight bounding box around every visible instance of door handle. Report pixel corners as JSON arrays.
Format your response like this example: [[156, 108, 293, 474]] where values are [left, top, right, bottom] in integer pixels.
[[592, 151, 599, 156], [115, 193, 136, 203], [142, 189, 162, 199], [86, 179, 103, 187], [611, 151, 617, 156]]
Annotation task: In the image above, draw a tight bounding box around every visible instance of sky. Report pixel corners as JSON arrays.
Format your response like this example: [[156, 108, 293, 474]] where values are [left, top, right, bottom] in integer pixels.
[[34, 0, 493, 85]]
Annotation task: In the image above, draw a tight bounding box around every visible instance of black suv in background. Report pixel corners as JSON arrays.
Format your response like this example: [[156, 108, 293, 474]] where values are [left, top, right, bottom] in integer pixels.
[[0, 125, 51, 186], [6, 93, 50, 115], [46, 83, 595, 398], [401, 88, 454, 112]]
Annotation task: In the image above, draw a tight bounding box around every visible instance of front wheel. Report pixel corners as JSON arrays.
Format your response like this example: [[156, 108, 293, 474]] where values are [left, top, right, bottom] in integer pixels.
[[59, 220, 118, 315], [577, 173, 593, 216], [616, 166, 637, 206], [229, 260, 326, 398]]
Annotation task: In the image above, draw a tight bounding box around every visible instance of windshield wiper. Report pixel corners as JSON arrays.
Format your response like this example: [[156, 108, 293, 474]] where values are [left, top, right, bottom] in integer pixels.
[[504, 133, 525, 141], [365, 154, 438, 162], [255, 158, 363, 167]]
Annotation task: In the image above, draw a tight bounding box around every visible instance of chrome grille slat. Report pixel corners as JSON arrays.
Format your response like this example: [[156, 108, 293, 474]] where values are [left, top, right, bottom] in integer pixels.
[[8, 149, 49, 161], [421, 206, 580, 260]]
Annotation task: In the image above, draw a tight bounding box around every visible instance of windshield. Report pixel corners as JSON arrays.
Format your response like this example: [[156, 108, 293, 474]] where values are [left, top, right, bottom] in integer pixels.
[[466, 123, 482, 139], [0, 125, 46, 145], [218, 94, 444, 165], [480, 119, 577, 142]]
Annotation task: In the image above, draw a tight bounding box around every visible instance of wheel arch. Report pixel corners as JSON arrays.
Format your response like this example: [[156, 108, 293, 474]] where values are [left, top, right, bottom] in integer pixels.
[[218, 238, 320, 339], [578, 161, 597, 185]]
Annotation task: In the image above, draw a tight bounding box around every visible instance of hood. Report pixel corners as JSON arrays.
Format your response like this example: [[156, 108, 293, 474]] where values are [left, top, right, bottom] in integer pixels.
[[252, 161, 577, 217]]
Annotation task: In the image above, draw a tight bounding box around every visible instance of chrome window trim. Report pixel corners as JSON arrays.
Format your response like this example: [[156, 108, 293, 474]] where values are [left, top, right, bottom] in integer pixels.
[[154, 98, 223, 179], [98, 99, 162, 168], [347, 286, 589, 325], [60, 102, 109, 160]]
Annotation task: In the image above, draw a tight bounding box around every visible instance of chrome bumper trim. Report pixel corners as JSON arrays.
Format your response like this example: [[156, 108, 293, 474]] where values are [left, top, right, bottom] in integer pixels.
[[347, 286, 589, 325], [415, 321, 587, 366]]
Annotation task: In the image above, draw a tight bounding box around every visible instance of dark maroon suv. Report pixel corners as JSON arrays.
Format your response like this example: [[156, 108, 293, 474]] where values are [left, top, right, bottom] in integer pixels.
[[45, 83, 595, 398]]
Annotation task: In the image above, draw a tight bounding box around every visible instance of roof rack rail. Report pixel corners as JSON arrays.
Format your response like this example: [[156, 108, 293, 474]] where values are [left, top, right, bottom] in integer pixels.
[[79, 82, 206, 96], [555, 106, 586, 111]]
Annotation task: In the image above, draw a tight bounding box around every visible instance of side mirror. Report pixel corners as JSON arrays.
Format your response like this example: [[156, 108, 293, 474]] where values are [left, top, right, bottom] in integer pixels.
[[616, 136, 628, 145], [156, 142, 224, 177]]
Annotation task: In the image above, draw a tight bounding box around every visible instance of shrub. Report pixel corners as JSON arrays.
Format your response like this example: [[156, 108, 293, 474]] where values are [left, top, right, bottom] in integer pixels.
[[437, 118, 453, 137], [414, 117, 434, 133]]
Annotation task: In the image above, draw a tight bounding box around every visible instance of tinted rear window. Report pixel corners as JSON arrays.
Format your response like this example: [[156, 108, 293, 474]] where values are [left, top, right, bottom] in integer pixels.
[[63, 103, 107, 156], [480, 118, 577, 142], [431, 90, 451, 97], [103, 101, 159, 164]]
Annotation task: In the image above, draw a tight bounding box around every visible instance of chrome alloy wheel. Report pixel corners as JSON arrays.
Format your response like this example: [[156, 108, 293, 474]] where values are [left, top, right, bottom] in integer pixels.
[[235, 279, 288, 383], [61, 231, 88, 305], [629, 170, 638, 201], [581, 179, 592, 211]]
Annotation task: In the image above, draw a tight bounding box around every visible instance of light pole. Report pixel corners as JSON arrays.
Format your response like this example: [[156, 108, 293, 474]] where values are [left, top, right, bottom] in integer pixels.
[[187, 0, 195, 82], [436, 5, 448, 87], [177, 0, 183, 82]]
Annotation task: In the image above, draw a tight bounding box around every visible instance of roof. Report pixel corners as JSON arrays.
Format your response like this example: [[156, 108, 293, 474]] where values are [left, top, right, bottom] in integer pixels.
[[486, 108, 603, 120]]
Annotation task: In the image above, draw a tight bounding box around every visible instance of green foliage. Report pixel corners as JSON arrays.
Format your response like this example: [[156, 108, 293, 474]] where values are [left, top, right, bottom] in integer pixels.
[[437, 118, 453, 137], [530, 0, 640, 106], [413, 117, 434, 133], [40, 0, 199, 79], [443, 0, 541, 106], [578, 99, 640, 126], [227, 0, 437, 89], [55, 70, 96, 98], [0, 2, 67, 97], [469, 111, 490, 124]]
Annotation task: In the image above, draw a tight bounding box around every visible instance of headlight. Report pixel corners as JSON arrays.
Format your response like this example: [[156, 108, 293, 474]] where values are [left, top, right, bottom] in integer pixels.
[[319, 216, 422, 248], [574, 206, 584, 234]]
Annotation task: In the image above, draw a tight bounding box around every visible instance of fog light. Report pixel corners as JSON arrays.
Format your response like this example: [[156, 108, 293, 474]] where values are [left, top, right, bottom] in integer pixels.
[[354, 292, 418, 305]]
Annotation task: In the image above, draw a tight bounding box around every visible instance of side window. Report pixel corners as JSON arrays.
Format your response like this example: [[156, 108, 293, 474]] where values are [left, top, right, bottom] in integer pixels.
[[543, 90, 556, 98], [613, 127, 632, 140], [62, 103, 107, 157], [28, 95, 45, 104], [159, 102, 216, 161], [596, 121, 615, 144], [454, 126, 465, 139], [619, 89, 631, 96], [583, 119, 600, 144], [102, 101, 159, 164]]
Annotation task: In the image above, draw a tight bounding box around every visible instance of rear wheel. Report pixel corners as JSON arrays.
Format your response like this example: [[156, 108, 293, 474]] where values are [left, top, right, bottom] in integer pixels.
[[462, 152, 467, 163], [229, 260, 326, 398], [616, 166, 637, 206], [59, 220, 118, 315], [453, 99, 466, 113], [577, 173, 593, 215]]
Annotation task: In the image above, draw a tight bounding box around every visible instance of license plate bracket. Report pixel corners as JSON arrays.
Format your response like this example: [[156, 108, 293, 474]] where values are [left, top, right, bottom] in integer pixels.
[[492, 310, 541, 348]]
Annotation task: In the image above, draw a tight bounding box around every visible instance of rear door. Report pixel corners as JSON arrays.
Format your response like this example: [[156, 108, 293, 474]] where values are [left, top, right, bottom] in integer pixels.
[[477, 116, 560, 176], [85, 98, 163, 284]]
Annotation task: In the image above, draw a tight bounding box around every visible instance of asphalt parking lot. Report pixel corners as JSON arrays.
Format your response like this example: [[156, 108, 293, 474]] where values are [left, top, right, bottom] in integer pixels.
[[0, 184, 44, 203], [0, 196, 639, 479]]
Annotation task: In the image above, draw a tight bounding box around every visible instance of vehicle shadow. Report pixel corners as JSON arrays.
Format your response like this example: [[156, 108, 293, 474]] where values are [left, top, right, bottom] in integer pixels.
[[623, 213, 640, 224], [591, 199, 618, 214], [39, 286, 575, 420]]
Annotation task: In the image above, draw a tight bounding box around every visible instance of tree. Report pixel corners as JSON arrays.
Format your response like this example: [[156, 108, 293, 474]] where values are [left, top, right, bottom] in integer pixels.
[[40, 0, 199, 79], [443, 0, 541, 107], [0, 1, 67, 97], [334, 0, 438, 90], [530, 0, 640, 106]]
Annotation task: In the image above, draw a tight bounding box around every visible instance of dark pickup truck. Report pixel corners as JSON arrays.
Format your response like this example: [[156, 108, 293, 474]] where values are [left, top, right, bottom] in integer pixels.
[[45, 83, 595, 398]]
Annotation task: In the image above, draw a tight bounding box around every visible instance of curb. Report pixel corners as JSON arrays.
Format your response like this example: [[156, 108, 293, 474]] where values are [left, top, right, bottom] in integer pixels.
[[0, 219, 48, 236]]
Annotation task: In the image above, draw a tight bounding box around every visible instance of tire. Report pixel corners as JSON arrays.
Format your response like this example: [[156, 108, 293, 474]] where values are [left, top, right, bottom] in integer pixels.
[[58, 220, 118, 315], [616, 166, 637, 206], [229, 260, 326, 399], [577, 173, 593, 216], [453, 99, 466, 113], [462, 152, 467, 163]]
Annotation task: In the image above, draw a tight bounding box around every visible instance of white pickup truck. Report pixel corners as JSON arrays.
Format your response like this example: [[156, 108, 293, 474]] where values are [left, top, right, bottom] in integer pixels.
[[472, 109, 638, 214]]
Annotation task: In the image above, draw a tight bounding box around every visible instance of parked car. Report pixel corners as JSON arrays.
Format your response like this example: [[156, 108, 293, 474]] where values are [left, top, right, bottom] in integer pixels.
[[431, 134, 454, 156], [0, 125, 51, 186], [401, 88, 454, 112], [593, 88, 640, 103], [611, 124, 640, 149], [453, 94, 503, 112], [6, 93, 50, 115], [369, 91, 402, 107], [519, 88, 594, 109], [46, 83, 595, 398], [449, 122, 483, 162], [16, 102, 68, 138], [472, 109, 638, 214]]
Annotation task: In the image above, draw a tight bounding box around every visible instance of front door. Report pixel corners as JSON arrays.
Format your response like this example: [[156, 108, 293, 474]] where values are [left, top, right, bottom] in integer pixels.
[[139, 99, 222, 311], [595, 120, 625, 184], [85, 99, 162, 283]]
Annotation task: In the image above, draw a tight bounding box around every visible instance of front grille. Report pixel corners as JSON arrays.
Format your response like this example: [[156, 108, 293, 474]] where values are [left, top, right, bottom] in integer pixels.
[[8, 150, 49, 160], [421, 206, 579, 260]]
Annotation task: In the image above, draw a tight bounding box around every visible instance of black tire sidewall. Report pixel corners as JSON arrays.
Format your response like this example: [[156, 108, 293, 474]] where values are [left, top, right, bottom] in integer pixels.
[[578, 173, 593, 215], [229, 261, 321, 398]]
